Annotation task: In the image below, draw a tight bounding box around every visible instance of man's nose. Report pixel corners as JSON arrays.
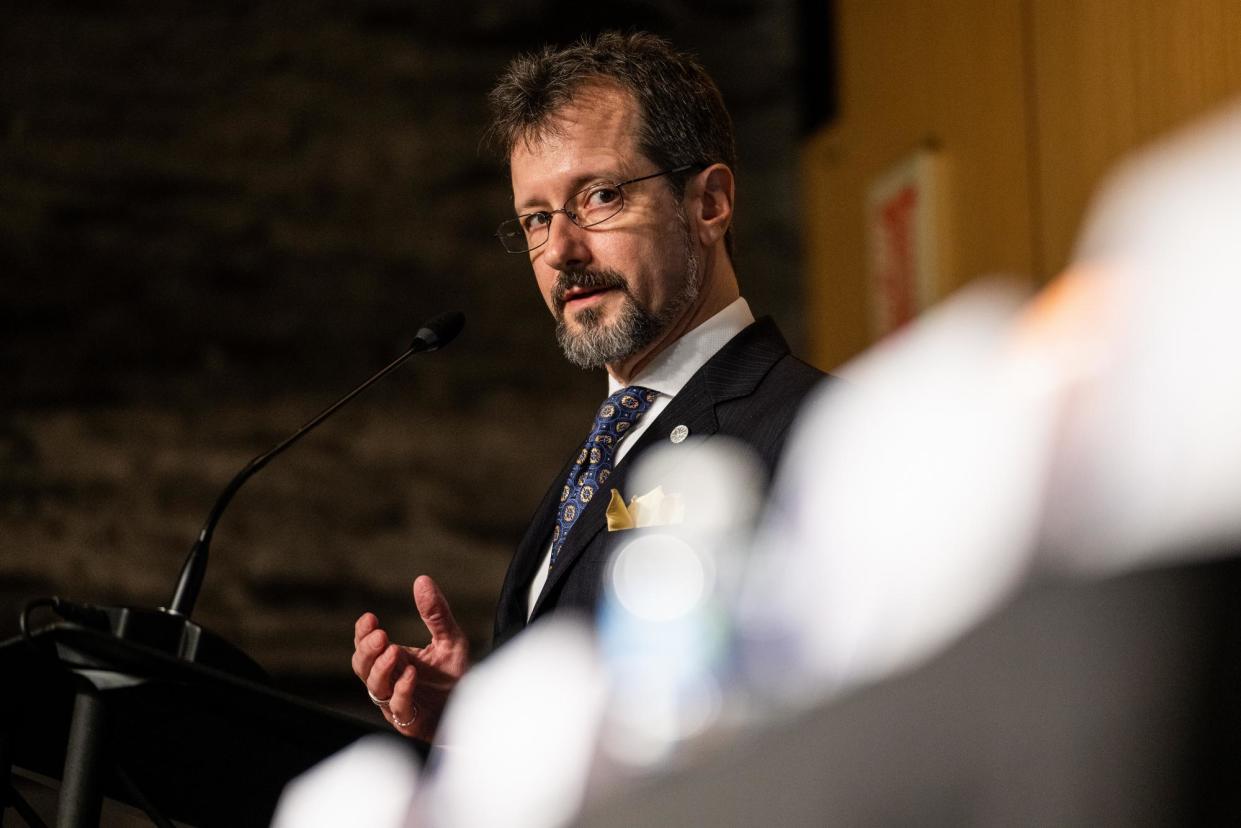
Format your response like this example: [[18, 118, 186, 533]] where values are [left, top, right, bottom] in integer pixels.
[[540, 211, 592, 272]]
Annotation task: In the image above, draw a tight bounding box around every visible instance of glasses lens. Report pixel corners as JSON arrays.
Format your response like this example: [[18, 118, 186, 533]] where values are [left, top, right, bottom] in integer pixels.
[[572, 184, 625, 229], [497, 218, 537, 253]]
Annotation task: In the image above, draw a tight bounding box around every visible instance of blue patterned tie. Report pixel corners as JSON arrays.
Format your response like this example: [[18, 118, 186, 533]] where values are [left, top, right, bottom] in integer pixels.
[[550, 385, 658, 567]]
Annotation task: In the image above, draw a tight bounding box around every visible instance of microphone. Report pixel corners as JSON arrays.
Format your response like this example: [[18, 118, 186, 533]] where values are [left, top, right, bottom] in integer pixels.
[[167, 310, 465, 618], [413, 310, 465, 351]]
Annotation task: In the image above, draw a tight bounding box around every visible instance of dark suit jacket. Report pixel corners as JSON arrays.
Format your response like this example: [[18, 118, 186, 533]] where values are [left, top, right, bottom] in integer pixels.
[[492, 317, 826, 650]]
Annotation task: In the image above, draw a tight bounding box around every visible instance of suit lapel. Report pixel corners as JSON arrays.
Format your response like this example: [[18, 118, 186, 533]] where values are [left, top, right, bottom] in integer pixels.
[[493, 451, 576, 639], [528, 317, 791, 620], [529, 390, 721, 618]]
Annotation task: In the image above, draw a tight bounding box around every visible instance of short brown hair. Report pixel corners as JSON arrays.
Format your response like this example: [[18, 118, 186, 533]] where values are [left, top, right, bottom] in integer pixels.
[[486, 31, 738, 255]]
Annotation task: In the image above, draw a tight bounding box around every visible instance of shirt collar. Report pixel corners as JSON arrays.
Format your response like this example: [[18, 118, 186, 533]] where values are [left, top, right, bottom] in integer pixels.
[[607, 297, 755, 397]]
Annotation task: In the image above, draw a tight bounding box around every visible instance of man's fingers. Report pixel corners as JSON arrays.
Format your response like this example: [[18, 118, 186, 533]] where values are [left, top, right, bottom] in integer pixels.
[[351, 627, 389, 681], [353, 612, 378, 648], [389, 664, 417, 730], [413, 575, 463, 642], [365, 643, 403, 702]]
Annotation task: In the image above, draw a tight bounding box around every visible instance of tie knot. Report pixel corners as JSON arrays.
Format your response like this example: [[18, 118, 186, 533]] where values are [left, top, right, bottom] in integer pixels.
[[597, 386, 657, 424]]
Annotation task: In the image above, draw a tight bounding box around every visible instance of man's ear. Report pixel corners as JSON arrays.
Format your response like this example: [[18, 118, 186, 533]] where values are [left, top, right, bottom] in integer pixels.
[[688, 164, 734, 248]]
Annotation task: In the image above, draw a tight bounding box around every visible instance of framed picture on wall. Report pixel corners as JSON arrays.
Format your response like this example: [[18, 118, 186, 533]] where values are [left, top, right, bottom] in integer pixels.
[[865, 147, 942, 336]]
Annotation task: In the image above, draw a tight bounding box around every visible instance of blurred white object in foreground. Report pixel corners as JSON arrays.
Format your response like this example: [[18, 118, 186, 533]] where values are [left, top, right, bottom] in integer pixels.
[[739, 282, 1062, 703], [417, 618, 604, 828], [271, 734, 419, 828], [596, 440, 764, 766], [742, 96, 1241, 707], [1045, 99, 1241, 569]]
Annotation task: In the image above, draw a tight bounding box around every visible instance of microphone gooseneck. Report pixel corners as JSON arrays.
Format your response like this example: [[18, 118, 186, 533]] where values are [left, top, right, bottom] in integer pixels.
[[167, 311, 465, 618]]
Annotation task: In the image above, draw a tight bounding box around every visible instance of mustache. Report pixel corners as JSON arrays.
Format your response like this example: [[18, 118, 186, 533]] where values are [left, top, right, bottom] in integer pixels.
[[552, 268, 629, 314]]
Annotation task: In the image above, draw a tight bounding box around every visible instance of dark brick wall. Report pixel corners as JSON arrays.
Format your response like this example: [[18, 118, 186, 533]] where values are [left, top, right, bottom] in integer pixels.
[[1, 1, 803, 717]]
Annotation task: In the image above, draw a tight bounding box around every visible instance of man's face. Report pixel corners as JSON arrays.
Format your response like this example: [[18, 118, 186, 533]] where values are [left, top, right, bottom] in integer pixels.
[[508, 84, 700, 370]]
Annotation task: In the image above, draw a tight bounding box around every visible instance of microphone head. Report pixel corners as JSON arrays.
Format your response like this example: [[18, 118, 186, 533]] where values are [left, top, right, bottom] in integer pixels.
[[413, 311, 465, 351]]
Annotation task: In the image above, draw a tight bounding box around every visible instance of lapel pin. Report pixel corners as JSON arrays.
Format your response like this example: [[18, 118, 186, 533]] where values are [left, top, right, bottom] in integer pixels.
[[670, 424, 690, 444]]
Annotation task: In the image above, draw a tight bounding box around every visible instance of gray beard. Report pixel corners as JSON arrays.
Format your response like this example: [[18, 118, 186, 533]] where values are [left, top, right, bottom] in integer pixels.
[[556, 295, 664, 370], [555, 219, 701, 370]]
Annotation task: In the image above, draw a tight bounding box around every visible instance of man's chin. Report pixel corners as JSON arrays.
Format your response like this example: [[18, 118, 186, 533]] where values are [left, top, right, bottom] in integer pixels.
[[554, 291, 665, 370], [560, 303, 609, 334], [560, 323, 618, 356], [557, 320, 630, 370]]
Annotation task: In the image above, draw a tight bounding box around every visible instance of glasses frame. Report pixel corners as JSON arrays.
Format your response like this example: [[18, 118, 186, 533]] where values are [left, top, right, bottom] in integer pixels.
[[495, 162, 705, 253]]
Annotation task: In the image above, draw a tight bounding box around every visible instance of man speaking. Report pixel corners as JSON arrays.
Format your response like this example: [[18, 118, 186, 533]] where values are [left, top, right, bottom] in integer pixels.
[[351, 31, 825, 740]]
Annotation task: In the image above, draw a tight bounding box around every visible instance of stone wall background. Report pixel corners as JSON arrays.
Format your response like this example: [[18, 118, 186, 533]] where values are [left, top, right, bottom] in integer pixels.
[[1, 1, 807, 718]]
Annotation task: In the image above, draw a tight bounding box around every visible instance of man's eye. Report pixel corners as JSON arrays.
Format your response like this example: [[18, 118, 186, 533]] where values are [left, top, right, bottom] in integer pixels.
[[584, 186, 621, 210], [522, 212, 551, 232]]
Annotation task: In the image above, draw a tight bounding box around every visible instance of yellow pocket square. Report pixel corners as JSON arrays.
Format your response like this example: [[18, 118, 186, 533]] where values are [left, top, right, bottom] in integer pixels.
[[605, 485, 685, 531]]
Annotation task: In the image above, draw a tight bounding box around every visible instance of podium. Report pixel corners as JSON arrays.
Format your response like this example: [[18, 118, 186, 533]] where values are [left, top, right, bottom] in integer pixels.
[[1, 619, 422, 826]]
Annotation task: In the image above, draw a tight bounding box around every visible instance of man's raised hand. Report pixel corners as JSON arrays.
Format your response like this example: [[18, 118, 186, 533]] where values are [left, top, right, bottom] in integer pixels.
[[351, 574, 470, 741]]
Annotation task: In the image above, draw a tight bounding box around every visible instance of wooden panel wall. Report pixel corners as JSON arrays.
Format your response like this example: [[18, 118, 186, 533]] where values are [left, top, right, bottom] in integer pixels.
[[803, 0, 1241, 371], [1027, 0, 1241, 274]]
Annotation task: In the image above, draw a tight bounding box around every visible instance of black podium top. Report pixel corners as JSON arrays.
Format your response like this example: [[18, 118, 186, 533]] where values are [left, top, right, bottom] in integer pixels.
[[2, 622, 421, 827]]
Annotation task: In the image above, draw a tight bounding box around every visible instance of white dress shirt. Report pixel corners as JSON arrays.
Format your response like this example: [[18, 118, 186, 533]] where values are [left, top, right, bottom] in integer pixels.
[[526, 297, 756, 618]]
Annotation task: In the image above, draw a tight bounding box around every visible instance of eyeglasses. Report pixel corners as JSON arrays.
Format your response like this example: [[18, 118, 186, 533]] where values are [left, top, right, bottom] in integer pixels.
[[495, 163, 703, 253]]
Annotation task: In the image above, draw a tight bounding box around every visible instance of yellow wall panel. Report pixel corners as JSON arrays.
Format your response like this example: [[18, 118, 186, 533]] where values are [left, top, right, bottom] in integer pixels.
[[804, 0, 1034, 370], [1028, 0, 1241, 274], [804, 0, 1241, 372]]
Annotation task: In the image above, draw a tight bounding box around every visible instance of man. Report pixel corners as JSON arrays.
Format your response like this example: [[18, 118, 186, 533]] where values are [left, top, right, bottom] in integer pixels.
[[351, 32, 825, 741]]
